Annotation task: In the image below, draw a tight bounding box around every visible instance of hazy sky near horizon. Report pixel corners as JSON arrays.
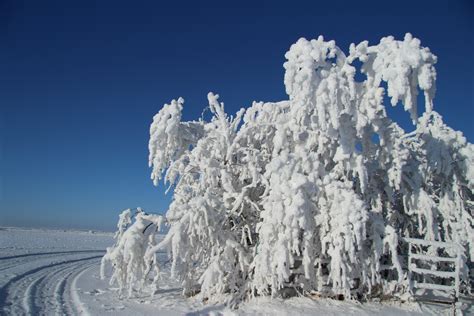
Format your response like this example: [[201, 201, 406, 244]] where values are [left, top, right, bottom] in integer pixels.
[[1, 0, 472, 231]]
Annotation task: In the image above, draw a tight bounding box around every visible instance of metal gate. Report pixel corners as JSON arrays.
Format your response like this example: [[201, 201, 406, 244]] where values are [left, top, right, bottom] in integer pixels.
[[404, 237, 463, 299]]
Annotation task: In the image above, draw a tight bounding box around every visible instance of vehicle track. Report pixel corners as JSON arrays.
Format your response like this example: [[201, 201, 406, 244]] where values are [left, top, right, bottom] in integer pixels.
[[0, 250, 104, 273], [0, 252, 103, 316]]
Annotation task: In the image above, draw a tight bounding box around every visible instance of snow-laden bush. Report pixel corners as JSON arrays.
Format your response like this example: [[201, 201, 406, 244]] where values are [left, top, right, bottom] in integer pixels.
[[105, 34, 473, 305], [101, 208, 165, 297]]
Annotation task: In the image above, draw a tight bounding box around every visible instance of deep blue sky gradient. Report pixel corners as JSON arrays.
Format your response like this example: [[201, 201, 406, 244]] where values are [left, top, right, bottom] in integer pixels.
[[1, 0, 472, 230]]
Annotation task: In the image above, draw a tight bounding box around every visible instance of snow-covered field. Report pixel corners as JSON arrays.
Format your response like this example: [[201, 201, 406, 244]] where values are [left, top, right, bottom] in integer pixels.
[[0, 227, 462, 315]]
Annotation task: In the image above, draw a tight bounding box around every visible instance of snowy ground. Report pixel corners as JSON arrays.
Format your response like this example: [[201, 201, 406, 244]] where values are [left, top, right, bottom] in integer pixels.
[[0, 227, 467, 315]]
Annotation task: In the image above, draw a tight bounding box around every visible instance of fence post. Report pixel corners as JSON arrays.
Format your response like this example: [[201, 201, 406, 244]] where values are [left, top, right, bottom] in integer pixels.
[[407, 241, 413, 295]]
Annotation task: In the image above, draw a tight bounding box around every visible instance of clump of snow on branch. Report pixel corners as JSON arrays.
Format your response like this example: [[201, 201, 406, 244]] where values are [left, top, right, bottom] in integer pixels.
[[348, 33, 437, 122], [105, 33, 473, 305]]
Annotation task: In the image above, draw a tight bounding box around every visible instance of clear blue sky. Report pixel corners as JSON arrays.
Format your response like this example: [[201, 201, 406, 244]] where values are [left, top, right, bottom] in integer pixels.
[[1, 0, 472, 231]]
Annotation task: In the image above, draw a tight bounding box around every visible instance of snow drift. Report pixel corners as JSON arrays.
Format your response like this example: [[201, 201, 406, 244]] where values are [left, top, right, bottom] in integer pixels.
[[102, 34, 473, 306]]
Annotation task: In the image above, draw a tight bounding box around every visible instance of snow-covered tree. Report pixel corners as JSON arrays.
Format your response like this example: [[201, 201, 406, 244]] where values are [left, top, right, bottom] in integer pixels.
[[104, 33, 473, 304]]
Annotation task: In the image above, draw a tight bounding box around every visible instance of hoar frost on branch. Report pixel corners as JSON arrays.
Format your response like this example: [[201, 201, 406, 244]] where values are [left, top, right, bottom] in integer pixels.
[[103, 33, 473, 305]]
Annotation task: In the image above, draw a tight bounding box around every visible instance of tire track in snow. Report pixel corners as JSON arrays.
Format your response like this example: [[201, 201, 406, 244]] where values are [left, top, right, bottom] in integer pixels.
[[0, 250, 105, 261], [70, 264, 95, 315], [22, 261, 92, 315], [0, 254, 102, 316], [54, 263, 88, 315], [0, 250, 104, 273], [54, 262, 97, 315]]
